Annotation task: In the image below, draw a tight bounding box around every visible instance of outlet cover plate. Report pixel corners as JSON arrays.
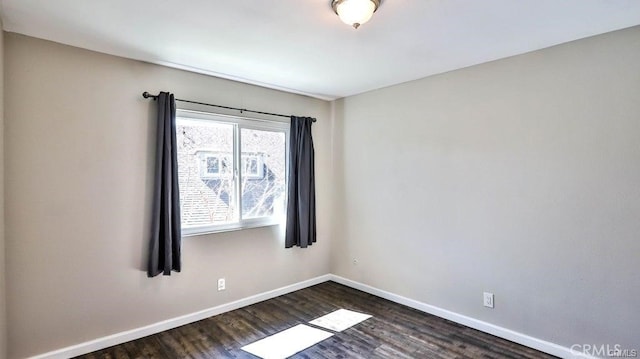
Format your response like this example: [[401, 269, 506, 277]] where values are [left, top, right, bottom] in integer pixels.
[[483, 292, 494, 308]]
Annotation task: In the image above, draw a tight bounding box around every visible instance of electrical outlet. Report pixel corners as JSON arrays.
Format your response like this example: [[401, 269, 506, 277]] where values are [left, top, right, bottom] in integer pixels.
[[217, 278, 226, 291], [483, 292, 494, 308]]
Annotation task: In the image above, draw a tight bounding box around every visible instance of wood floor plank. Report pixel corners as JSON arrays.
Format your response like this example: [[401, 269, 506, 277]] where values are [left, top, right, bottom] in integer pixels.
[[74, 281, 557, 359]]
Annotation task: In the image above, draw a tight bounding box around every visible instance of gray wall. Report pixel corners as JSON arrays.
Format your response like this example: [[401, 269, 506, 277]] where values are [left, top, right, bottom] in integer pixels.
[[4, 33, 333, 358], [0, 28, 7, 359], [332, 26, 640, 350]]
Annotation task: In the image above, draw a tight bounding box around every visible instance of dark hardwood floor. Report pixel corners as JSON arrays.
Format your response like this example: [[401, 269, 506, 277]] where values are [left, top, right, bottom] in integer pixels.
[[76, 281, 557, 359]]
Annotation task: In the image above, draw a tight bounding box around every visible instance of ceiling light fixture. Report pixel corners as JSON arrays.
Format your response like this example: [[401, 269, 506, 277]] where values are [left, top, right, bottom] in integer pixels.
[[332, 0, 380, 29]]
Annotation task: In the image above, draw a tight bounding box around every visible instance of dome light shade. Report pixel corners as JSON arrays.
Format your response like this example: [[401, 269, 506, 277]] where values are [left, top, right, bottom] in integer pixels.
[[332, 0, 380, 29]]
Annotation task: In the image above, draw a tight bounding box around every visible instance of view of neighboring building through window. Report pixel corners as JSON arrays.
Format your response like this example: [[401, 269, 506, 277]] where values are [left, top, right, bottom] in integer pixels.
[[206, 156, 219, 175], [199, 153, 233, 179], [242, 154, 264, 178], [176, 110, 288, 234]]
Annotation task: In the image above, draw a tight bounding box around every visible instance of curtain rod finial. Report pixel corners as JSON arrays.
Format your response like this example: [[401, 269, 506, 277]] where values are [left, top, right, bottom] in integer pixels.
[[142, 91, 157, 100]]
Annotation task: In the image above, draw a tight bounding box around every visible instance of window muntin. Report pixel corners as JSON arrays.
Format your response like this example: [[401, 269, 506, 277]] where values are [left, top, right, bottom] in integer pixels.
[[176, 110, 288, 235]]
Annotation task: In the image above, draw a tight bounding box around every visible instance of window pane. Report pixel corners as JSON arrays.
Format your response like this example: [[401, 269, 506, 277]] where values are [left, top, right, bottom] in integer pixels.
[[177, 119, 237, 227], [206, 156, 219, 174], [240, 128, 286, 219]]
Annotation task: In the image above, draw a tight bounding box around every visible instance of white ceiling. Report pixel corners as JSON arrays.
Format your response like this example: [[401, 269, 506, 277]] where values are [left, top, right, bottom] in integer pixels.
[[1, 0, 639, 100]]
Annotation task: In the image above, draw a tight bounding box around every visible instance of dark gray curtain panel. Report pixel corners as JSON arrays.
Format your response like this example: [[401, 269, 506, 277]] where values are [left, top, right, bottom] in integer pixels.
[[148, 92, 182, 277], [285, 116, 316, 248]]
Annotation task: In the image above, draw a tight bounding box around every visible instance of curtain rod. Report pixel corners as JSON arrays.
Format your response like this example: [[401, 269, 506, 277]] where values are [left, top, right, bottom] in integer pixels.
[[142, 92, 316, 122]]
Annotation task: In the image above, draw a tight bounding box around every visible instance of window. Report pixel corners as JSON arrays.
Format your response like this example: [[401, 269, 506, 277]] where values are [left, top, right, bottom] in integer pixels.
[[198, 152, 233, 179], [206, 155, 220, 175], [176, 110, 288, 235], [241, 154, 264, 179]]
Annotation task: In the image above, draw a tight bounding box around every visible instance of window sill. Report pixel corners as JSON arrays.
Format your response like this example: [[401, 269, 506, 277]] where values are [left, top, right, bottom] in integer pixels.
[[182, 220, 282, 237]]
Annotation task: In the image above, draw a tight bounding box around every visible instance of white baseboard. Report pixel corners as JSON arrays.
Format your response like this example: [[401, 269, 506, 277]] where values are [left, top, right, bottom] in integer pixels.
[[29, 273, 593, 359], [28, 274, 332, 359], [329, 274, 592, 359]]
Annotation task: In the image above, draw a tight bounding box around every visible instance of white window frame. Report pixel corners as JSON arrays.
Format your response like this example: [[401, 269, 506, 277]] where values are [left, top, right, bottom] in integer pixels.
[[177, 109, 289, 236]]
